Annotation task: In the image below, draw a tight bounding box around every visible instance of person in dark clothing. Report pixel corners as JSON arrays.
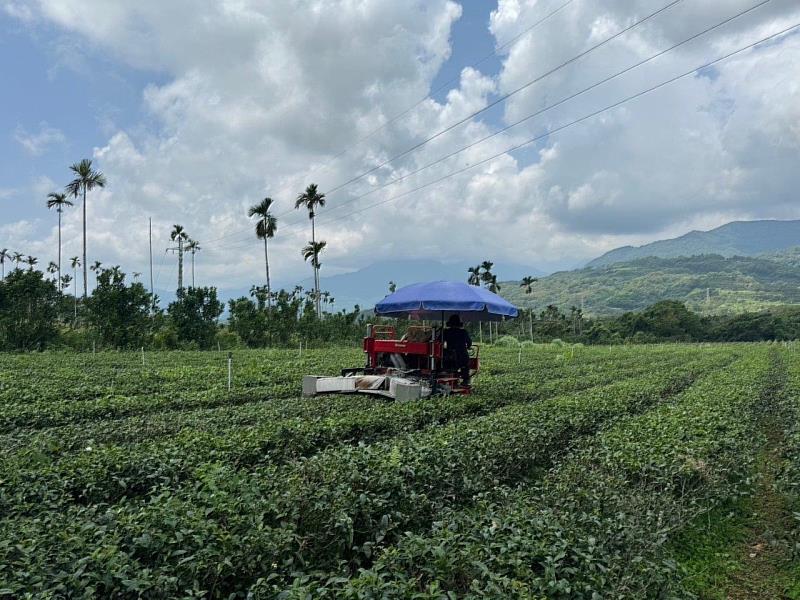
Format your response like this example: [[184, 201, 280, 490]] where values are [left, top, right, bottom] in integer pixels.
[[443, 314, 472, 386]]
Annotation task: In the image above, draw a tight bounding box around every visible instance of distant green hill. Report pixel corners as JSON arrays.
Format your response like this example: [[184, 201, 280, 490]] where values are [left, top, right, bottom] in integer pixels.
[[502, 253, 800, 315], [588, 220, 800, 268], [760, 246, 800, 269]]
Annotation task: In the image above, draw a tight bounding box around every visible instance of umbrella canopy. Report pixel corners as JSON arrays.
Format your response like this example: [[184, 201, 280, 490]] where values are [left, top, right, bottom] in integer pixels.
[[375, 281, 519, 322]]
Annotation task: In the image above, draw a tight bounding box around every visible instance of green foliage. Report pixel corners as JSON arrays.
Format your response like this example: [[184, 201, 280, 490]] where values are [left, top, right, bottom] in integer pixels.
[[0, 268, 60, 350], [227, 296, 269, 346], [493, 301, 800, 346], [214, 328, 243, 349], [85, 266, 153, 348], [167, 287, 224, 349], [613, 300, 702, 341]]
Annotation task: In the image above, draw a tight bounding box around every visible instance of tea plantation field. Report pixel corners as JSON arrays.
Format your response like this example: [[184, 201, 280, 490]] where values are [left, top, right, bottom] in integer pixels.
[[1, 344, 799, 598]]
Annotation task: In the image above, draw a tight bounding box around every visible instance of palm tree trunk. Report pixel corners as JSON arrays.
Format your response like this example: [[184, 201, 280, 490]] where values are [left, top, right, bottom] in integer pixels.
[[74, 268, 78, 322], [315, 267, 321, 317], [178, 238, 184, 291], [82, 186, 87, 299], [191, 253, 195, 288], [263, 230, 271, 309], [57, 210, 62, 289], [311, 215, 320, 317]]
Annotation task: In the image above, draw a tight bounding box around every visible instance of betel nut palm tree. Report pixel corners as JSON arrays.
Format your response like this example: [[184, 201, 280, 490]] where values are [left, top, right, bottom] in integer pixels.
[[302, 240, 327, 314], [170, 224, 189, 291], [70, 256, 80, 321], [46, 192, 74, 287], [185, 239, 201, 288], [65, 159, 106, 299], [295, 183, 326, 316], [248, 197, 278, 307], [520, 275, 538, 294]]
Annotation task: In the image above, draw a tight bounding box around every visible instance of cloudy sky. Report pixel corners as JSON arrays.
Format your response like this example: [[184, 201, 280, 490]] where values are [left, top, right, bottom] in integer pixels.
[[1, 0, 799, 294]]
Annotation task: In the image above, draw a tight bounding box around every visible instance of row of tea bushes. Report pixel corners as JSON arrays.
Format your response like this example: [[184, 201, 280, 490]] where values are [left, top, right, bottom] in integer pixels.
[[274, 349, 774, 598], [0, 349, 733, 597]]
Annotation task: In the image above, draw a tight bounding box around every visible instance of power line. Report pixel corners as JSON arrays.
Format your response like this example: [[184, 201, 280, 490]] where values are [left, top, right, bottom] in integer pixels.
[[310, 21, 800, 228], [324, 0, 686, 196], [201, 0, 682, 248], [278, 0, 775, 224], [204, 0, 779, 253]]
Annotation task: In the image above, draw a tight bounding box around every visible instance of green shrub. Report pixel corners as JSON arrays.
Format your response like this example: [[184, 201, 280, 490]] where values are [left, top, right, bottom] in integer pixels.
[[494, 335, 519, 347]]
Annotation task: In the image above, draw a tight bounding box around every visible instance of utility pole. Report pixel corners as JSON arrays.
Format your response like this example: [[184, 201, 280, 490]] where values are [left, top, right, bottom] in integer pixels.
[[149, 218, 154, 311]]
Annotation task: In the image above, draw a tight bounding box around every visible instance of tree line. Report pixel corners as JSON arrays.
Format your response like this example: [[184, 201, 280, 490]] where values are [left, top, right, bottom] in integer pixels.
[[3, 259, 798, 352], [491, 300, 800, 345], [0, 265, 365, 351]]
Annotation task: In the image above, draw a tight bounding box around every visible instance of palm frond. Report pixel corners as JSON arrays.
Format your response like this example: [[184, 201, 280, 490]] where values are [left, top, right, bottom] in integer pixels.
[[65, 159, 105, 196], [47, 192, 73, 210], [170, 225, 188, 241], [295, 183, 326, 216]]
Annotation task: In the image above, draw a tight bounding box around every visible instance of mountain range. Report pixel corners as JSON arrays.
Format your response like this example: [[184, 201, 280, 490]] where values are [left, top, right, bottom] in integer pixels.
[[506, 219, 800, 315], [587, 220, 800, 267]]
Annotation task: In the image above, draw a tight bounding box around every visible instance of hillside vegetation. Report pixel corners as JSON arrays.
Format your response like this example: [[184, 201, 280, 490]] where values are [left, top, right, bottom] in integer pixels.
[[588, 219, 800, 267], [503, 253, 800, 315]]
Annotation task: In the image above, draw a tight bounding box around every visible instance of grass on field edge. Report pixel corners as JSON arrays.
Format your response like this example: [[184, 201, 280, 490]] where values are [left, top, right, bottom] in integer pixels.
[[669, 413, 800, 599]]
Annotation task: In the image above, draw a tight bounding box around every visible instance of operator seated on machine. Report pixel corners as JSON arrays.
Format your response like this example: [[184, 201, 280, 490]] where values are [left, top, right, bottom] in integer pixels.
[[443, 314, 472, 386]]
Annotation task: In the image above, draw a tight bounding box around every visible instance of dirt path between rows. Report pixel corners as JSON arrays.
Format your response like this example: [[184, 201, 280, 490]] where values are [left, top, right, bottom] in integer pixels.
[[725, 419, 794, 600]]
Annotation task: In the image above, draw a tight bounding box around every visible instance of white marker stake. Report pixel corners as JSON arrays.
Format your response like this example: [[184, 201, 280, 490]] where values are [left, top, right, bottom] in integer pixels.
[[518, 344, 522, 364], [227, 352, 233, 392], [141, 347, 145, 367]]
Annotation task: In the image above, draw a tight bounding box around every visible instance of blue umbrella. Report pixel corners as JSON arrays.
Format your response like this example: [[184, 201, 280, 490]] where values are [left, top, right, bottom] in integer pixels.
[[375, 281, 518, 322]]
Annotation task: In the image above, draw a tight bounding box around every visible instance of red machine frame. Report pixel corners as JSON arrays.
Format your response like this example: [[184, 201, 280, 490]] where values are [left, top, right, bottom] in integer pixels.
[[351, 324, 479, 395]]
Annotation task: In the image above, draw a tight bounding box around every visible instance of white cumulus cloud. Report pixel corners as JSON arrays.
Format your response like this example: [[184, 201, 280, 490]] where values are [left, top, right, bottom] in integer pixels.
[[13, 122, 66, 155]]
